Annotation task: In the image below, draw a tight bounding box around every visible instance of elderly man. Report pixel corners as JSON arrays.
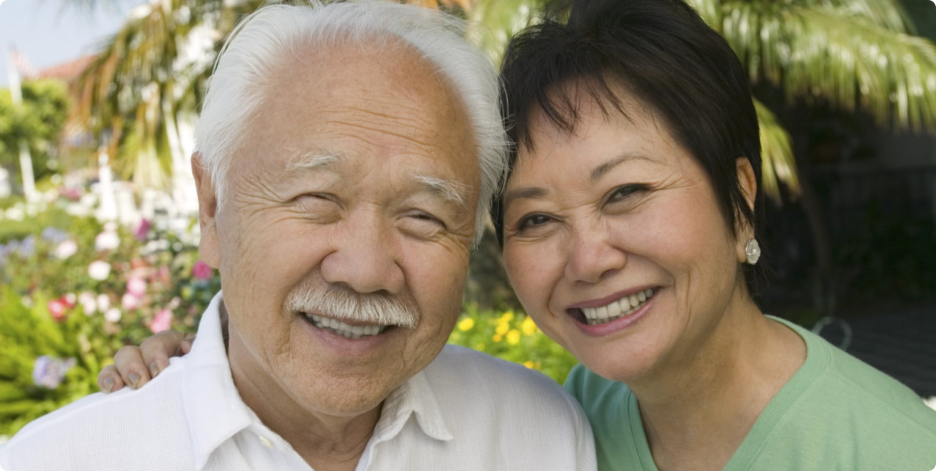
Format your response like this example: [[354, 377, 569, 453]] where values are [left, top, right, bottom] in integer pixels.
[[0, 2, 595, 471]]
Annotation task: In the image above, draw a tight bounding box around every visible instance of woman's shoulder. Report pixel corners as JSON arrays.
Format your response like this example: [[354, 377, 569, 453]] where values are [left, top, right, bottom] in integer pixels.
[[563, 363, 631, 409], [759, 319, 936, 467]]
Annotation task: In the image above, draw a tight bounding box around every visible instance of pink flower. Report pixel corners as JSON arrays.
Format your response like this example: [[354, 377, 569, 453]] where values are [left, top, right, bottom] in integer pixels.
[[121, 293, 140, 310], [192, 260, 213, 280], [126, 277, 147, 298], [132, 219, 151, 241], [151, 309, 172, 333], [47, 299, 67, 321]]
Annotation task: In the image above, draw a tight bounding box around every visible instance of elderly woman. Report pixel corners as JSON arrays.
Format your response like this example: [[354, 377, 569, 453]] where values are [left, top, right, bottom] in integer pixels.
[[99, 0, 936, 469]]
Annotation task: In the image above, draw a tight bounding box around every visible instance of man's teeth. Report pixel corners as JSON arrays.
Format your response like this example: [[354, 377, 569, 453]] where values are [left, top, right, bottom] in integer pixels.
[[581, 288, 655, 325], [305, 313, 386, 339]]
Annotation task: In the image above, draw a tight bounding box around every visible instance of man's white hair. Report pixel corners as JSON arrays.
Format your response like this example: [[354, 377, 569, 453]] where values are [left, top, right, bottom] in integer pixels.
[[195, 0, 507, 246]]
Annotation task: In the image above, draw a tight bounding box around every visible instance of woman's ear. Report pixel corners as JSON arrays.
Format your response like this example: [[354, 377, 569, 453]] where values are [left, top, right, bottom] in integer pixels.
[[736, 157, 757, 214], [735, 157, 758, 262]]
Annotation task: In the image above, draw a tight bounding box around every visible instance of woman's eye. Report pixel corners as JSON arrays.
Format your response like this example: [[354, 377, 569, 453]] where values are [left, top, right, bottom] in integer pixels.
[[608, 184, 648, 203], [517, 214, 553, 231]]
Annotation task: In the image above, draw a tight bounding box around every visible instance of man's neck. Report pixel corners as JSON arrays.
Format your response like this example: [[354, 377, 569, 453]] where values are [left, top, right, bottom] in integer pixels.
[[226, 329, 381, 471]]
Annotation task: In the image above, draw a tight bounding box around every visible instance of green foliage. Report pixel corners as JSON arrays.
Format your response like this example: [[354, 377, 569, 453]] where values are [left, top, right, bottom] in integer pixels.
[[0, 80, 72, 185], [447, 304, 579, 384], [0, 200, 219, 436], [0, 287, 121, 436]]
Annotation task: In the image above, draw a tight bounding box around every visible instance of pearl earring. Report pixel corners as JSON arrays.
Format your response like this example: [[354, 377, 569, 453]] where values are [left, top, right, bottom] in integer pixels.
[[745, 238, 761, 265]]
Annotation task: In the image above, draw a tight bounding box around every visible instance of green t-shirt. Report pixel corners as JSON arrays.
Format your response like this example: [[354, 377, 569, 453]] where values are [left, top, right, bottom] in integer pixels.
[[564, 317, 936, 471]]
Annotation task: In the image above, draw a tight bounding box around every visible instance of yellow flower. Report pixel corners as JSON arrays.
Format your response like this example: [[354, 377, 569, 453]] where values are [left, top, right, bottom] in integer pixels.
[[495, 323, 510, 336], [523, 361, 535, 369], [498, 311, 515, 324], [474, 342, 486, 351], [506, 329, 520, 345], [457, 317, 475, 331], [521, 316, 538, 335], [493, 334, 503, 343]]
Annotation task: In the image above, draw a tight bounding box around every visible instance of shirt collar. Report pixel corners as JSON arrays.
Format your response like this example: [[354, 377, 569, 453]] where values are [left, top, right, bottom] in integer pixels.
[[371, 365, 454, 444], [181, 291, 253, 471], [181, 292, 454, 470]]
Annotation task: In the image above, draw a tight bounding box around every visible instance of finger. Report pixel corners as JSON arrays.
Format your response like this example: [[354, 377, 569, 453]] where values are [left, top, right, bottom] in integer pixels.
[[97, 365, 126, 394], [140, 330, 186, 377], [113, 345, 151, 389], [180, 333, 197, 355]]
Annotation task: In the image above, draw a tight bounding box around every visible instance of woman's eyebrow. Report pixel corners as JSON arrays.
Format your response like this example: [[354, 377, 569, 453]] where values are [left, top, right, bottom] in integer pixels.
[[502, 187, 548, 211], [590, 153, 654, 182]]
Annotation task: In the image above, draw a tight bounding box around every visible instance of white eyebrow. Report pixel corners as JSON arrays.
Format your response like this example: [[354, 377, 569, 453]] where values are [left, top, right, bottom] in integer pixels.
[[411, 173, 468, 209], [284, 151, 343, 172]]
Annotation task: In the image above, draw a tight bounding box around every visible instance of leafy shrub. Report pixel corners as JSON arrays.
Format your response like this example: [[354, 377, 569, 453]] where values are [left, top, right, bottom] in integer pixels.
[[0, 198, 579, 438], [447, 304, 579, 384]]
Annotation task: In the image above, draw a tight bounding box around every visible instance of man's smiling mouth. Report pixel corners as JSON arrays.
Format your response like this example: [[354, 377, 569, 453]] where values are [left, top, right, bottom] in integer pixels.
[[302, 312, 391, 339]]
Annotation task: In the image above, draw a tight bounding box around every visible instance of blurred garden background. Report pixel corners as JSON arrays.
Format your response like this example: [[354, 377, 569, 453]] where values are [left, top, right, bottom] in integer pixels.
[[1, 0, 936, 439]]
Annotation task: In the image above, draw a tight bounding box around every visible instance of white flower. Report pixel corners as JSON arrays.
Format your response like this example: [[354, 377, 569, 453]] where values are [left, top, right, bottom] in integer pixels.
[[5, 207, 24, 221], [97, 294, 111, 312], [104, 308, 122, 323], [95, 230, 120, 251], [78, 292, 97, 315], [88, 261, 112, 280], [54, 240, 78, 260]]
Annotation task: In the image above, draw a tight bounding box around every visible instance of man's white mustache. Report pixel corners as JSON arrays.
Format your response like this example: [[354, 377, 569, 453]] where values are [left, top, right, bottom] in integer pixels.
[[285, 284, 420, 329]]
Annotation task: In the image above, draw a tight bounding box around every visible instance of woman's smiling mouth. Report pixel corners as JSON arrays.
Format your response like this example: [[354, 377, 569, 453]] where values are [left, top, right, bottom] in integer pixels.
[[568, 288, 657, 325]]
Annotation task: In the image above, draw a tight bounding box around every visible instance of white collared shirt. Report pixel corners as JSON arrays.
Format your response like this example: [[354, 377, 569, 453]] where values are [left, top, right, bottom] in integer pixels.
[[0, 293, 596, 471]]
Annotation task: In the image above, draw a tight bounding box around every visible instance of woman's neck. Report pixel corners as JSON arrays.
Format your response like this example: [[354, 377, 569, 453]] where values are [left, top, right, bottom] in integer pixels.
[[627, 298, 806, 471]]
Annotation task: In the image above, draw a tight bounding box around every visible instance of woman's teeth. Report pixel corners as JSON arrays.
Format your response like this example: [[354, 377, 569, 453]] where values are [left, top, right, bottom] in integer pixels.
[[581, 288, 655, 325], [305, 313, 386, 339]]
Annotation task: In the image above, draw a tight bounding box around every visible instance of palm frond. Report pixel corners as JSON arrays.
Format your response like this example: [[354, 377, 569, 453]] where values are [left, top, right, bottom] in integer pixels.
[[468, 0, 548, 63], [723, 2, 936, 133], [754, 98, 799, 201], [785, 0, 913, 33], [685, 0, 723, 31]]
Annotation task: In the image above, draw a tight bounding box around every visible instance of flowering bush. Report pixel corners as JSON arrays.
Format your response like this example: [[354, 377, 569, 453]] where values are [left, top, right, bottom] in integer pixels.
[[447, 304, 579, 384], [0, 196, 580, 438], [0, 286, 120, 435], [0, 198, 219, 437]]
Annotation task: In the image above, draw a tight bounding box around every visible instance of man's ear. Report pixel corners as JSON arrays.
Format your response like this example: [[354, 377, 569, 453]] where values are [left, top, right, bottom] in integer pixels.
[[735, 157, 758, 262], [192, 153, 221, 269]]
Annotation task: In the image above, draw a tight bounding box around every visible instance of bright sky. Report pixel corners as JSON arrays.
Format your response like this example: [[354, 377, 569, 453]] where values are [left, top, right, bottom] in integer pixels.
[[0, 0, 145, 87]]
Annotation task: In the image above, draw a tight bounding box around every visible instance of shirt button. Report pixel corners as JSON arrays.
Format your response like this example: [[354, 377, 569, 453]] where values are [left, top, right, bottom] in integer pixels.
[[258, 435, 275, 449]]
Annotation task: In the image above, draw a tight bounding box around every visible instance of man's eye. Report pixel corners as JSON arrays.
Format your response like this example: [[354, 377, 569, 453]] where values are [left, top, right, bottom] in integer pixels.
[[298, 193, 337, 204], [399, 211, 448, 239]]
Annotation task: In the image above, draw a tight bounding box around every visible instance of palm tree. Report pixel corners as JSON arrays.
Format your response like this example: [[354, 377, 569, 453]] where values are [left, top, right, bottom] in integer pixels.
[[64, 0, 936, 311]]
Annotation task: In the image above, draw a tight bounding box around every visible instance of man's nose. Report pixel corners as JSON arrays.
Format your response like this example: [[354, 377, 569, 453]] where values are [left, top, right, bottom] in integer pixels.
[[563, 219, 626, 285], [320, 212, 405, 294]]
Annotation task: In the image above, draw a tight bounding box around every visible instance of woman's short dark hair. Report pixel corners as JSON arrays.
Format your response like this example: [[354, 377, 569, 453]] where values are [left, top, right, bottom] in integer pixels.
[[493, 0, 767, 294]]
